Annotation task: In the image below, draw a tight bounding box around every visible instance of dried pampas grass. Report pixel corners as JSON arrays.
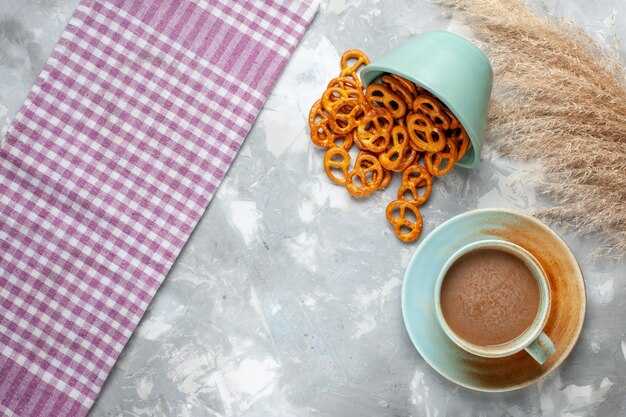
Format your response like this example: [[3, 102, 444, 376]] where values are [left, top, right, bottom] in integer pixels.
[[440, 0, 626, 258]]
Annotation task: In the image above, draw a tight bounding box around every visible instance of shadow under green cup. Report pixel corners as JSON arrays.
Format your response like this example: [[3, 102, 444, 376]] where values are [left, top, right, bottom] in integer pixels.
[[360, 31, 493, 169]]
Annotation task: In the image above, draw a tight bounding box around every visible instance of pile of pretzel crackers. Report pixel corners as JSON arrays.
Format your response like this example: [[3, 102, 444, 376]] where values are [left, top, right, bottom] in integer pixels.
[[308, 50, 471, 242]]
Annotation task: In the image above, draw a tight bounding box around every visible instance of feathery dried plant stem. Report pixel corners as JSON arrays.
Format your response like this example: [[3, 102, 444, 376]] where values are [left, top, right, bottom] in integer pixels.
[[441, 0, 626, 258]]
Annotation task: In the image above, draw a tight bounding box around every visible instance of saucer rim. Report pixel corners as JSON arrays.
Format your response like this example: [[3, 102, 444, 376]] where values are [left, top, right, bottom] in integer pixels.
[[401, 208, 587, 392]]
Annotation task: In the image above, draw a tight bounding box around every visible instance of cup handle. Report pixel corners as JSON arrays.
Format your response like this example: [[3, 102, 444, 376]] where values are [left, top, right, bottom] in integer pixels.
[[525, 331, 556, 365]]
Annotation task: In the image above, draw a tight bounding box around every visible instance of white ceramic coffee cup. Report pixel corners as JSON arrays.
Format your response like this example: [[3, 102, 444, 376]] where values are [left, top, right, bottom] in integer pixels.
[[434, 239, 556, 364]]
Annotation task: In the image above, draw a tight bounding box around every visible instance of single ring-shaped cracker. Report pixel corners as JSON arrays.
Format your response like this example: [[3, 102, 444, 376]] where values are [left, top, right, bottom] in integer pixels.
[[328, 98, 365, 135], [365, 83, 407, 119], [381, 75, 415, 109], [406, 112, 446, 152], [311, 120, 335, 147], [329, 130, 354, 151], [386, 124, 419, 171], [425, 136, 458, 176], [323, 147, 351, 185], [322, 87, 364, 113], [379, 125, 409, 171], [356, 150, 379, 166], [308, 99, 334, 147], [386, 200, 423, 243], [413, 95, 451, 130], [356, 149, 391, 189], [456, 128, 471, 161], [339, 49, 370, 82], [308, 99, 327, 127], [346, 152, 383, 197], [397, 163, 433, 206], [356, 107, 394, 153], [390, 74, 418, 96], [308, 99, 356, 150], [327, 76, 362, 91], [444, 107, 461, 131], [394, 147, 419, 172], [356, 150, 393, 190]]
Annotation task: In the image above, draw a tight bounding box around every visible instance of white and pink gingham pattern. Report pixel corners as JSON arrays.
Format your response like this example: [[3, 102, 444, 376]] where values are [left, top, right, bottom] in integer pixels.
[[0, 1, 317, 415]]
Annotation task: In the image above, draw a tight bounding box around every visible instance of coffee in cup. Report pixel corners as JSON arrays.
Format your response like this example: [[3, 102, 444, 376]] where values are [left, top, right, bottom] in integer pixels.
[[440, 248, 540, 346], [434, 240, 556, 364]]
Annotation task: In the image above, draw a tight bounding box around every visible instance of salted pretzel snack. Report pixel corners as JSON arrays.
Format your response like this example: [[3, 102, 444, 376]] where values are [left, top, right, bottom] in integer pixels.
[[308, 99, 354, 150], [425, 136, 458, 176], [308, 49, 472, 243], [308, 99, 333, 147], [327, 76, 362, 91], [406, 112, 446, 153], [379, 125, 410, 171], [365, 84, 407, 119], [394, 146, 419, 172], [444, 107, 461, 131], [323, 147, 351, 185], [328, 98, 365, 135], [413, 95, 451, 130], [321, 87, 363, 112], [327, 130, 354, 151], [356, 107, 394, 153], [346, 152, 383, 197], [398, 164, 433, 206], [354, 148, 393, 189], [456, 129, 471, 160], [340, 49, 370, 83], [391, 74, 419, 96], [380, 75, 415, 108], [386, 200, 423, 243]]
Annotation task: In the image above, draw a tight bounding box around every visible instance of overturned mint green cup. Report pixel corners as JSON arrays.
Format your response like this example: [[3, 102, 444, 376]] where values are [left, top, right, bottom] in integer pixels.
[[360, 31, 493, 168]]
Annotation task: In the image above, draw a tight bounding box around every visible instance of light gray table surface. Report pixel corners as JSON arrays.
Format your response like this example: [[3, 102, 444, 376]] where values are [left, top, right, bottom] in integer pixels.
[[1, 0, 625, 416]]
